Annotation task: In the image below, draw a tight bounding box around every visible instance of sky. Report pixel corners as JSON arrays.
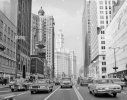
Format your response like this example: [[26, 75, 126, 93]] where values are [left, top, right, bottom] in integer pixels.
[[32, 0, 84, 73]]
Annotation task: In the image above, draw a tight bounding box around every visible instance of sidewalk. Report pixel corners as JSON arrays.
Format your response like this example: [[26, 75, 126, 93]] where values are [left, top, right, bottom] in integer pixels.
[[0, 84, 9, 89]]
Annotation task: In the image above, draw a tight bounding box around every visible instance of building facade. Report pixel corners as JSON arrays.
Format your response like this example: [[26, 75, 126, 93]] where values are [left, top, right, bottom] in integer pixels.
[[55, 31, 77, 78], [105, 0, 127, 78], [16, 0, 32, 78], [82, 0, 91, 77], [83, 0, 114, 78], [0, 10, 16, 82], [31, 7, 55, 78]]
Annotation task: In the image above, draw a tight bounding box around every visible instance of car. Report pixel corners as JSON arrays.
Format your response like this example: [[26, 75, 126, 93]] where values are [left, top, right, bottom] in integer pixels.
[[54, 79, 60, 85], [80, 79, 89, 86], [109, 78, 126, 89], [29, 79, 53, 94], [10, 79, 27, 92], [88, 78, 121, 97], [60, 77, 73, 88]]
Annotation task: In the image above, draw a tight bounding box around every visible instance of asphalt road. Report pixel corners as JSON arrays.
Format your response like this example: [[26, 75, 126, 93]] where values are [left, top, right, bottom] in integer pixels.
[[76, 85, 127, 100], [1, 85, 127, 100]]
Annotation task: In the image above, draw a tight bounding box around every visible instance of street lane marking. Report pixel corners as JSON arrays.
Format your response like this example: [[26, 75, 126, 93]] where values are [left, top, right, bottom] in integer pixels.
[[0, 90, 11, 92], [59, 89, 72, 90], [44, 87, 60, 100], [74, 86, 84, 100], [16, 91, 29, 96]]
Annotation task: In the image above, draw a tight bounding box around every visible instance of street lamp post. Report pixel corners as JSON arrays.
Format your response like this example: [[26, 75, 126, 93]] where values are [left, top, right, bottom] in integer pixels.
[[109, 47, 120, 77]]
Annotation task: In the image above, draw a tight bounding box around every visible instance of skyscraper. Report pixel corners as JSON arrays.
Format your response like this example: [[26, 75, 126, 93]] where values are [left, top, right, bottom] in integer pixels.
[[55, 30, 77, 78], [31, 7, 55, 78], [16, 0, 32, 78], [83, 0, 114, 78]]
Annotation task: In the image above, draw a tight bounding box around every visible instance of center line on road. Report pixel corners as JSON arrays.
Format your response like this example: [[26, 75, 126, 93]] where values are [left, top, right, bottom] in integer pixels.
[[74, 86, 84, 100], [44, 87, 60, 100], [16, 91, 29, 96]]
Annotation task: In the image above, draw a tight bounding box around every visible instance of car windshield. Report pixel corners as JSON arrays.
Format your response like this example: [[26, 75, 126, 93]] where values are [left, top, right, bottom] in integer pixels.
[[95, 79, 113, 84]]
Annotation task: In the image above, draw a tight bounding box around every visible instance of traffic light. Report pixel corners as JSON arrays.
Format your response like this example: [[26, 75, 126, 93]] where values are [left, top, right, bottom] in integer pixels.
[[0, 44, 6, 51]]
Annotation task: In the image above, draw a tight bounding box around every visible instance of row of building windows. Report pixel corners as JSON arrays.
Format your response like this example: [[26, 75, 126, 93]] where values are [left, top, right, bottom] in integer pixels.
[[100, 6, 111, 9], [0, 55, 16, 68], [0, 33, 16, 48], [0, 19, 16, 39], [99, 1, 111, 5], [3, 48, 15, 58]]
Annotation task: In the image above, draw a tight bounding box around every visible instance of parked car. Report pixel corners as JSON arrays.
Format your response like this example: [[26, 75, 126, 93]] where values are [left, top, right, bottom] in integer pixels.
[[10, 78, 28, 92], [88, 78, 121, 97], [29, 79, 54, 94], [60, 77, 73, 88], [109, 78, 126, 89]]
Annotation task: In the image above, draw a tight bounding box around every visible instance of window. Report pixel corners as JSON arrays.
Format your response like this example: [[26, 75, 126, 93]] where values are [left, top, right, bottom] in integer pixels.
[[109, 11, 111, 14], [100, 16, 104, 19], [106, 21, 108, 24], [101, 31, 105, 34], [99, 1, 103, 4], [100, 11, 103, 14], [4, 35, 6, 42], [101, 46, 105, 49], [101, 41, 105, 44], [8, 27, 10, 34], [102, 62, 106, 65], [103, 56, 105, 60], [100, 6, 103, 9], [4, 24, 7, 32], [100, 21, 104, 24], [11, 30, 13, 37], [102, 67, 106, 73], [8, 38, 10, 45], [0, 20, 3, 28], [0, 31, 3, 40]]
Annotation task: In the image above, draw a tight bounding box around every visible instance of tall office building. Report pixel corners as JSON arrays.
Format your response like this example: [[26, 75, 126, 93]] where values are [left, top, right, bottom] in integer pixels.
[[82, 0, 91, 77], [55, 31, 77, 78], [83, 0, 114, 78], [0, 0, 32, 79], [16, 0, 32, 78], [31, 7, 55, 78], [0, 10, 16, 81]]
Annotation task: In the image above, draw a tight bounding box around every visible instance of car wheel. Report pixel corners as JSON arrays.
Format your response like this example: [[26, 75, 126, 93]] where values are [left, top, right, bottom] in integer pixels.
[[113, 93, 117, 97], [31, 91, 34, 94], [89, 89, 92, 94], [61, 86, 62, 88], [11, 89, 14, 92], [121, 86, 123, 90]]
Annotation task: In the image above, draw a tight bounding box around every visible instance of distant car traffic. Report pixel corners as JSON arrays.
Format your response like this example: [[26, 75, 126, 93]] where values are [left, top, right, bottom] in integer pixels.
[[60, 77, 73, 88], [109, 78, 126, 89], [54, 79, 60, 85], [30, 79, 54, 94], [80, 79, 89, 86], [88, 78, 121, 97]]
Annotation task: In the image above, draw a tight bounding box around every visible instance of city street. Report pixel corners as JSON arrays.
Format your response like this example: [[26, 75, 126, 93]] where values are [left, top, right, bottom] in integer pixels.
[[0, 85, 127, 100]]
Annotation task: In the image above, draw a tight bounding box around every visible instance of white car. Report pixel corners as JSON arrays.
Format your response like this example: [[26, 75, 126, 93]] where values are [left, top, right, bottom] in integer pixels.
[[88, 78, 121, 97]]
